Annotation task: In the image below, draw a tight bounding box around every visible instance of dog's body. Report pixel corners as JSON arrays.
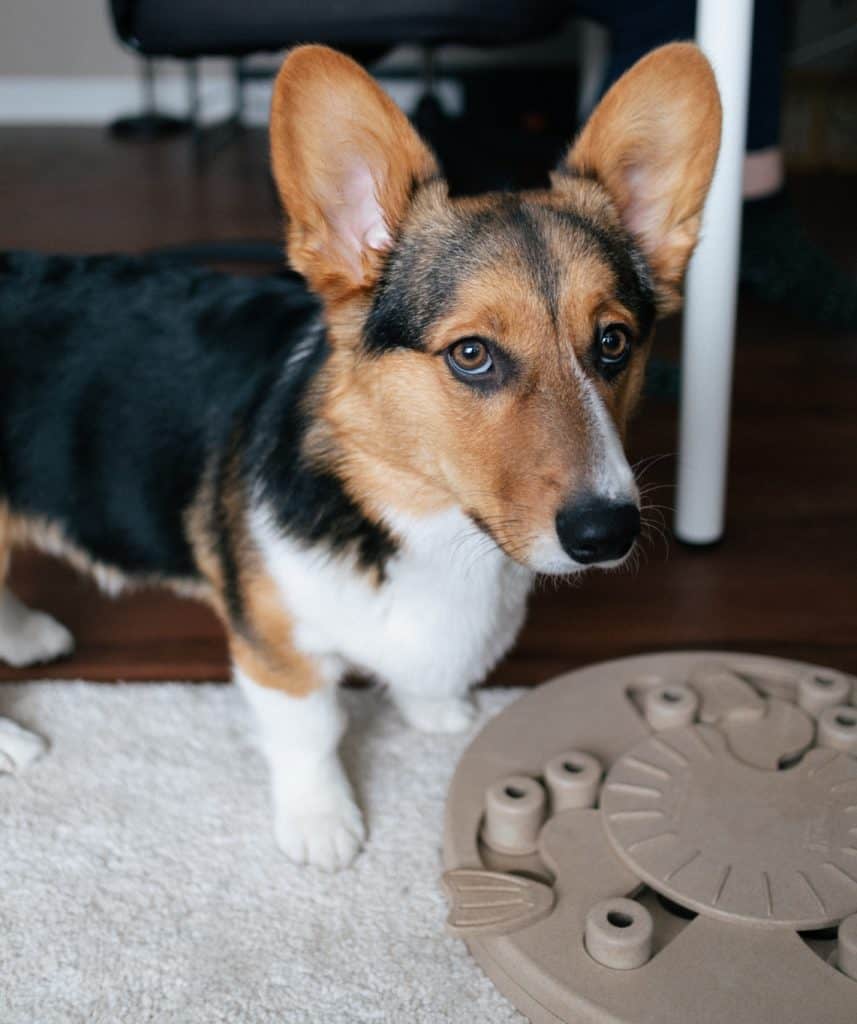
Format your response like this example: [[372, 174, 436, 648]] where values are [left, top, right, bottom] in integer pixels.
[[0, 254, 321, 591], [0, 250, 530, 687], [0, 44, 720, 869]]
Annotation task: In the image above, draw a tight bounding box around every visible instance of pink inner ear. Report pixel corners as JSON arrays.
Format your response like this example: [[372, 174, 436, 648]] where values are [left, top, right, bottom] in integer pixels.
[[622, 164, 669, 258], [327, 157, 392, 279]]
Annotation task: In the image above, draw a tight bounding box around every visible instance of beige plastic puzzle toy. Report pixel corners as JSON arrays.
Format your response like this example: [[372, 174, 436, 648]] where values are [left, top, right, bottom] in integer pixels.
[[442, 651, 857, 1023]]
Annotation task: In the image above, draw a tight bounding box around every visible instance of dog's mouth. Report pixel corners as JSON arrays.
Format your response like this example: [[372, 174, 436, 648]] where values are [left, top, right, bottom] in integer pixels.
[[467, 504, 639, 576], [526, 531, 637, 576]]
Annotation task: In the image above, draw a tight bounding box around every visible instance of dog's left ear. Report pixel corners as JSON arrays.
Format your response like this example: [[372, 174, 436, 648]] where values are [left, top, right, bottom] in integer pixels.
[[270, 45, 440, 300], [554, 43, 721, 313]]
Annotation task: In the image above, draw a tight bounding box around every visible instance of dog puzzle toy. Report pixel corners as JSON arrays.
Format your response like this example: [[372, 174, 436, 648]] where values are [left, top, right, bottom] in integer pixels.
[[443, 651, 857, 1023]]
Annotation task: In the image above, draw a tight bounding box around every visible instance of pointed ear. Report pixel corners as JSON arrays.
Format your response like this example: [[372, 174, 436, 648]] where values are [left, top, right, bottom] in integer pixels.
[[554, 43, 721, 313], [269, 45, 440, 300]]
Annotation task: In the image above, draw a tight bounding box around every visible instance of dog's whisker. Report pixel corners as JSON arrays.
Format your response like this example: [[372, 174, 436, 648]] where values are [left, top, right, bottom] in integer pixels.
[[631, 452, 676, 481]]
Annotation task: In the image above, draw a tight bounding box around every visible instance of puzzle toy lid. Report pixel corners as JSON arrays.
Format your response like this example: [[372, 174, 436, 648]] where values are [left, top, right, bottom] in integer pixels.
[[442, 651, 857, 1024]]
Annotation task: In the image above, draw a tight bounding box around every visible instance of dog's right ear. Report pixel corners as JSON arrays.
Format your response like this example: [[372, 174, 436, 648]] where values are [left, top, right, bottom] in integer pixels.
[[270, 46, 440, 301]]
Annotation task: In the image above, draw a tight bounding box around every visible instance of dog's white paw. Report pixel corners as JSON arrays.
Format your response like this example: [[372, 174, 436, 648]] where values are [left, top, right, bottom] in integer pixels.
[[0, 595, 74, 668], [274, 794, 366, 872], [394, 692, 475, 734], [0, 718, 47, 773]]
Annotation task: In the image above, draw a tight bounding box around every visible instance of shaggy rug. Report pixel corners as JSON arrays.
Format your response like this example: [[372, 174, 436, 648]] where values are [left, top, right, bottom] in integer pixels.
[[0, 681, 525, 1024]]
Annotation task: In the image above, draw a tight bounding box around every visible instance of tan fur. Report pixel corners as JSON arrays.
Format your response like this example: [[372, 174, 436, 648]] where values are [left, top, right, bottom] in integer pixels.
[[270, 45, 439, 300], [3, 450, 313, 696], [185, 452, 321, 696], [230, 571, 322, 698], [3, 509, 209, 602], [184, 477, 223, 615], [182, 456, 249, 625], [557, 42, 722, 313], [306, 187, 651, 562]]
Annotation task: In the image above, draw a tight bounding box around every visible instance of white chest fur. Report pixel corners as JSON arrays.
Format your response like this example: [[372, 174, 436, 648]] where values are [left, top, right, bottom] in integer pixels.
[[250, 505, 533, 694]]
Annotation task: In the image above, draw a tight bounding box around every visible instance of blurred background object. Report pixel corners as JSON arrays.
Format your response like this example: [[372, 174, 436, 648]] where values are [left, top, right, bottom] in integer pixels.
[[0, 1, 854, 167]]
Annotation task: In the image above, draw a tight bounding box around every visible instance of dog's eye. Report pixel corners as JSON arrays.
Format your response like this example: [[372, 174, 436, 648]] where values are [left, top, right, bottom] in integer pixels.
[[599, 326, 630, 363], [596, 325, 632, 373], [447, 338, 494, 377]]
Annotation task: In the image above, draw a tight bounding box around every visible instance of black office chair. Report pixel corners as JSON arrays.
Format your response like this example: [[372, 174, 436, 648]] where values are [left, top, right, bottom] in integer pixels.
[[109, 0, 568, 139], [110, 0, 563, 56]]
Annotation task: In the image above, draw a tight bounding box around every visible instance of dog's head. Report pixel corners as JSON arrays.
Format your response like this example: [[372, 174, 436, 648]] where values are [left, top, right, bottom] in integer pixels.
[[269, 44, 720, 573]]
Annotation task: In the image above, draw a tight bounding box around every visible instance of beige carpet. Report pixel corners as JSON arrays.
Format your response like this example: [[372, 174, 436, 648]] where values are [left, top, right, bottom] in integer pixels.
[[0, 681, 525, 1024]]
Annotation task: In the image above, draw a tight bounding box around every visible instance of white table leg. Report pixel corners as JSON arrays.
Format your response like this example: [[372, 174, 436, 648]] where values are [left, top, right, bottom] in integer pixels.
[[674, 0, 755, 544]]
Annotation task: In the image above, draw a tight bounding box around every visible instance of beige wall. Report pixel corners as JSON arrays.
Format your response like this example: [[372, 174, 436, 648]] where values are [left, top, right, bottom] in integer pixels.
[[1, 0, 136, 76], [0, 0, 583, 78], [0, 1, 582, 122]]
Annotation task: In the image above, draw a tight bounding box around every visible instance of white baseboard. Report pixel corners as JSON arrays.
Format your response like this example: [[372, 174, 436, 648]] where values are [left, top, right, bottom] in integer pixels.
[[0, 74, 236, 125], [0, 74, 463, 126]]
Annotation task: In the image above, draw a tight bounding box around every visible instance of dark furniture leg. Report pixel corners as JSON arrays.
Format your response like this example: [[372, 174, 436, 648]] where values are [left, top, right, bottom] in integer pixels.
[[109, 57, 190, 140]]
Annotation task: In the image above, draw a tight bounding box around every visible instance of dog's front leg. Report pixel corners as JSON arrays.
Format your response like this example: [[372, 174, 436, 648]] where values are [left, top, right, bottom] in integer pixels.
[[393, 689, 476, 734], [232, 638, 364, 872], [387, 662, 476, 735]]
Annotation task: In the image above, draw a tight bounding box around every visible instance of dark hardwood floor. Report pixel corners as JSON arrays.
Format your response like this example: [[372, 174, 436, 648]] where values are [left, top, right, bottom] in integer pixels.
[[1, 126, 855, 684]]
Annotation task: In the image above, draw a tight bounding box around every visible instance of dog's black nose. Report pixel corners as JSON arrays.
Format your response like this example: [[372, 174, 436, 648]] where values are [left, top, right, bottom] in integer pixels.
[[555, 495, 640, 565]]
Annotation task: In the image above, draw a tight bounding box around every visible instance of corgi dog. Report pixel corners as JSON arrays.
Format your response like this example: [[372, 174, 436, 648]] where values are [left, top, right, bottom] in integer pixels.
[[0, 44, 720, 870]]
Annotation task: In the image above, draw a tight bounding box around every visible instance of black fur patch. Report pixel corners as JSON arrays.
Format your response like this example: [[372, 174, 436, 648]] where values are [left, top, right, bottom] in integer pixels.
[[0, 251, 397, 589], [245, 319, 398, 580]]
